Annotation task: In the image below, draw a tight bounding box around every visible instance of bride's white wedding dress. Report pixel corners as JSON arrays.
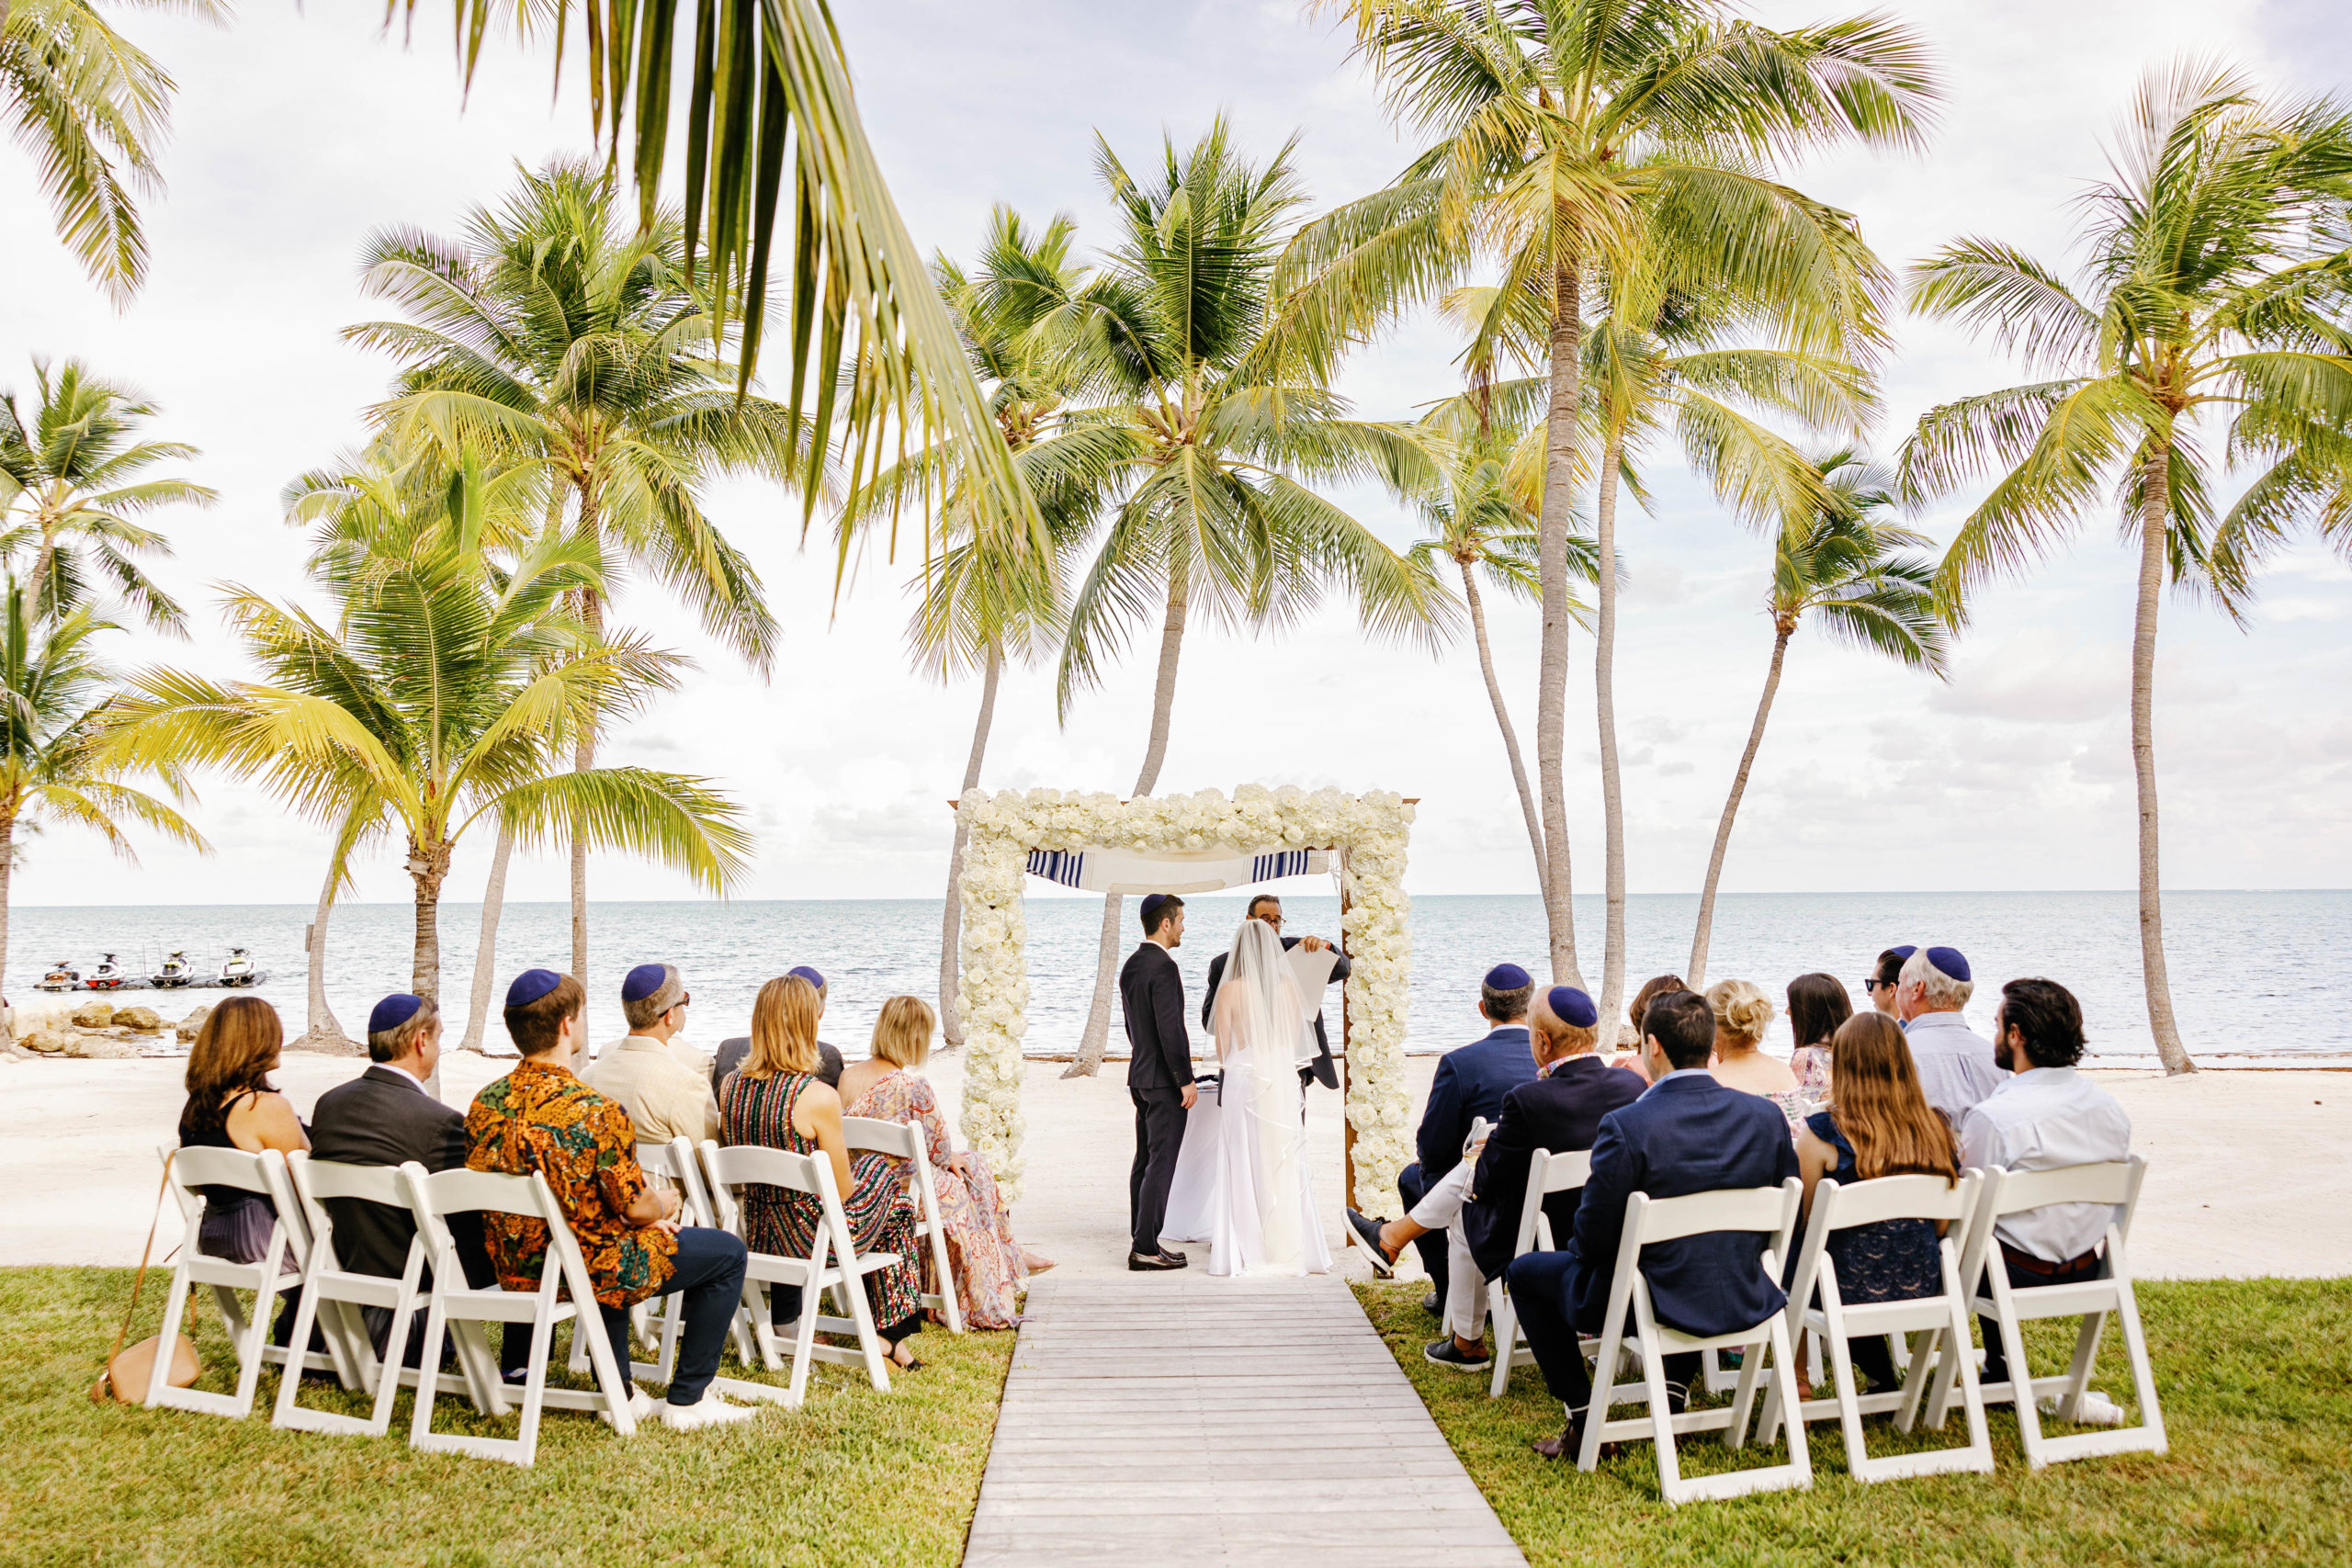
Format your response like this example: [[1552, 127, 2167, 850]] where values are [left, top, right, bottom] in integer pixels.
[[1206, 920, 1332, 1278]]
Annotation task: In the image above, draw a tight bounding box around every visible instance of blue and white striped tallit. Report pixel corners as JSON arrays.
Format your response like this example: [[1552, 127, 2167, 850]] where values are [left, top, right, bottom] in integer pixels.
[[1024, 845, 1329, 895]]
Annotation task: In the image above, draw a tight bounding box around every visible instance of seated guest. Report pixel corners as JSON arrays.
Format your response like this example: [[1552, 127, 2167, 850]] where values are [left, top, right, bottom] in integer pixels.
[[585, 963, 720, 1145], [1864, 945, 1917, 1018], [1504, 990, 1798, 1459], [1611, 973, 1688, 1078], [1899, 945, 2006, 1122], [1386, 964, 1542, 1353], [711, 964, 842, 1096], [1959, 977, 2132, 1385], [469, 969, 756, 1431], [1708, 977, 1804, 1132], [1785, 972, 1851, 1107], [177, 997, 308, 1265], [839, 996, 1052, 1330], [310, 993, 492, 1359], [718, 975, 926, 1370], [1792, 1010, 1962, 1392]]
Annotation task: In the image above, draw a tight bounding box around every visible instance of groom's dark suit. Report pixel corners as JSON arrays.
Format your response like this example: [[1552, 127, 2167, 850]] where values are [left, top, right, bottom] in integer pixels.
[[1121, 939, 1194, 1258]]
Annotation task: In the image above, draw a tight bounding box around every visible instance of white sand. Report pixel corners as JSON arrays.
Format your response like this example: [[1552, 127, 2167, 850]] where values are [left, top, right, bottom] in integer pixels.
[[5, 1050, 2344, 1281]]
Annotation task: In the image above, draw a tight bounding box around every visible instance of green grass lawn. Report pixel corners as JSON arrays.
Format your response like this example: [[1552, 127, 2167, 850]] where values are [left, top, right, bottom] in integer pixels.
[[0, 1267, 1012, 1567], [1356, 1277, 2352, 1567]]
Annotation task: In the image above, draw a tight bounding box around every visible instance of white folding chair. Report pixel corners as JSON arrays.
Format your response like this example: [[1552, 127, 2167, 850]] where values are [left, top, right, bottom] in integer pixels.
[[401, 1167, 641, 1465], [1578, 1179, 1811, 1506], [844, 1115, 966, 1335], [1927, 1157, 2165, 1469], [1488, 1149, 1590, 1398], [1757, 1171, 1995, 1483], [699, 1140, 898, 1404]]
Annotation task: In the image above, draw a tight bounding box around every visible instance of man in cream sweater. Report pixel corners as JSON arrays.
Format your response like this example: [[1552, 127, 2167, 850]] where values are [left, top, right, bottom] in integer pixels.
[[585, 962, 720, 1145]]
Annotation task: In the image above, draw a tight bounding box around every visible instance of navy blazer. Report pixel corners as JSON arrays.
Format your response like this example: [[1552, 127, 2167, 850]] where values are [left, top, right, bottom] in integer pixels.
[[1203, 937, 1351, 1089], [1465, 1055, 1647, 1281], [1563, 1072, 1798, 1339], [1120, 942, 1194, 1091], [1414, 1024, 1541, 1183]]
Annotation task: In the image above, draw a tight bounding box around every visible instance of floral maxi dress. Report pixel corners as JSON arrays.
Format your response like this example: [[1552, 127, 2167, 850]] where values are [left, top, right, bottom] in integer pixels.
[[847, 1069, 1026, 1328]]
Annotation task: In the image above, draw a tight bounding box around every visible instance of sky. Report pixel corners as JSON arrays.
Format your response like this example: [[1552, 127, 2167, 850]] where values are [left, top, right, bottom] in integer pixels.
[[0, 0, 2346, 911]]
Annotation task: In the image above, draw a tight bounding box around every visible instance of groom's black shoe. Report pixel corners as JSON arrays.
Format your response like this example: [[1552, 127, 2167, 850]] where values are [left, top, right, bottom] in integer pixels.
[[1128, 1249, 1187, 1271], [1345, 1209, 1399, 1276]]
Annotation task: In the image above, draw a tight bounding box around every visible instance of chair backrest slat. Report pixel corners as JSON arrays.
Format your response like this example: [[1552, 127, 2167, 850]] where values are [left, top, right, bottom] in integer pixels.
[[1815, 1171, 1973, 1230], [1989, 1159, 2133, 1213], [413, 1167, 548, 1220], [294, 1156, 410, 1209], [1542, 1150, 1592, 1195], [170, 1145, 274, 1196], [705, 1142, 824, 1197], [1633, 1184, 1792, 1245], [842, 1117, 918, 1161], [636, 1141, 691, 1181]]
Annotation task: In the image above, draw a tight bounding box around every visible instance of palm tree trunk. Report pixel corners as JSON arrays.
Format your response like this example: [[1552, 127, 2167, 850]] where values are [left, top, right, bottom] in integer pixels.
[[1069, 565, 1189, 1078], [1534, 208, 1585, 988], [0, 812, 15, 1047], [571, 578, 602, 985], [28, 527, 56, 622], [1688, 624, 1792, 988], [300, 852, 349, 1047], [407, 835, 453, 1002], [1460, 560, 1547, 885], [940, 647, 1001, 1050], [2133, 444, 2194, 1075], [459, 826, 514, 1054], [1593, 432, 1628, 1037]]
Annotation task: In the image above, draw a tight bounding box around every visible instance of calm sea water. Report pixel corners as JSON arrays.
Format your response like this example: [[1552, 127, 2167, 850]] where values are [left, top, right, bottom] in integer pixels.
[[7, 891, 2343, 1067]]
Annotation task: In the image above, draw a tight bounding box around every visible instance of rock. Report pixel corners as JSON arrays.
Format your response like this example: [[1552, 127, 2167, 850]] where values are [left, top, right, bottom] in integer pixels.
[[71, 1000, 115, 1029], [115, 1006, 164, 1032], [22, 1029, 75, 1055], [176, 1006, 211, 1043], [69, 1033, 136, 1059]]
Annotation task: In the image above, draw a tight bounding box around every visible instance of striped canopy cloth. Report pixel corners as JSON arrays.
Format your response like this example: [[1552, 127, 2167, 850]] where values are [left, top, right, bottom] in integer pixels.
[[1024, 845, 1330, 896]]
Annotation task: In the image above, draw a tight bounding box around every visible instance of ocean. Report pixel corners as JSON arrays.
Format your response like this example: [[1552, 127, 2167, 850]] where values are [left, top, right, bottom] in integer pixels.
[[8, 890, 2343, 1068]]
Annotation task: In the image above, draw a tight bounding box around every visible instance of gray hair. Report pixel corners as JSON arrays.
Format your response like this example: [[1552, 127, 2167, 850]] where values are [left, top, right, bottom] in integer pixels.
[[1900, 948, 1973, 1011], [621, 964, 685, 1030]]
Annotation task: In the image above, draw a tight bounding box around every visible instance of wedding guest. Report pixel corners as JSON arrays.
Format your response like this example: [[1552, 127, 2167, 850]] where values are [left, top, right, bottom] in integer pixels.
[[1611, 973, 1689, 1077], [711, 964, 842, 1097], [1200, 894, 1351, 1094], [176, 996, 308, 1265], [839, 996, 1052, 1329], [1506, 990, 1798, 1459], [1785, 972, 1853, 1107], [1898, 945, 2006, 1122], [587, 963, 719, 1145], [1707, 977, 1804, 1132], [1121, 893, 1195, 1271], [719, 975, 927, 1368], [1959, 977, 2132, 1385], [469, 969, 757, 1430], [1792, 1010, 1962, 1392], [1864, 945, 1916, 1017]]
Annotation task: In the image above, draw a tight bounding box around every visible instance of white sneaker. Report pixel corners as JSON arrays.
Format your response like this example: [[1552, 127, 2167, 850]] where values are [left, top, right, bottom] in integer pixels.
[[599, 1389, 656, 1428], [2040, 1390, 2128, 1427], [660, 1393, 761, 1432]]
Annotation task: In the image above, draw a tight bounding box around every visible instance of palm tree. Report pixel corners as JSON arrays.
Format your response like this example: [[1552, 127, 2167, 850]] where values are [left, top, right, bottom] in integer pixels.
[[1283, 0, 1939, 988], [348, 158, 795, 986], [1, 0, 220, 302], [1684, 452, 1946, 986], [0, 582, 202, 1043], [0, 357, 210, 632], [1899, 62, 2352, 1077], [1008, 123, 1446, 1075]]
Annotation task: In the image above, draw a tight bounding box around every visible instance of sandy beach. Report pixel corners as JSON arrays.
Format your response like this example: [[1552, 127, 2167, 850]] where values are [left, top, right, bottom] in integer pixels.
[[6, 1047, 2345, 1282]]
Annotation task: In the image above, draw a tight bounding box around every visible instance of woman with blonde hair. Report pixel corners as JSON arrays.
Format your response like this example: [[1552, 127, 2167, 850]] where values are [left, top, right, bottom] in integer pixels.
[[176, 996, 308, 1263], [839, 996, 1051, 1328], [1706, 977, 1804, 1132], [718, 975, 925, 1368]]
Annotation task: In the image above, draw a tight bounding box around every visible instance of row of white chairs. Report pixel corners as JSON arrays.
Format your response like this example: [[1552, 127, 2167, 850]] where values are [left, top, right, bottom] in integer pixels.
[[1485, 1149, 2165, 1505], [142, 1117, 963, 1467]]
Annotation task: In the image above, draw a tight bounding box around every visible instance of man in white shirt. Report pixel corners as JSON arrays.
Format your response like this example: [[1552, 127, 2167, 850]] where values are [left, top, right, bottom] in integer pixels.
[[1958, 976, 2132, 1385], [585, 963, 720, 1145], [1899, 944, 2007, 1122]]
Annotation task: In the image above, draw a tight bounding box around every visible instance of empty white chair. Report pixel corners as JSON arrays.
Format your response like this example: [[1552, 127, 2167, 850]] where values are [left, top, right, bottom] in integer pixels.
[[843, 1115, 966, 1335], [1488, 1148, 1589, 1398], [699, 1140, 898, 1404], [1928, 1156, 2165, 1469], [1577, 1179, 1811, 1506], [401, 1166, 641, 1465], [1758, 1171, 1995, 1483]]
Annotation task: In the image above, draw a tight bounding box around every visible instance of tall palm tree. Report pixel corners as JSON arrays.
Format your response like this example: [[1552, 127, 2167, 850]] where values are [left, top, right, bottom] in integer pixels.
[[1684, 452, 1946, 986], [0, 357, 210, 632], [1, 0, 220, 302], [0, 582, 202, 1042], [1283, 0, 1938, 988], [349, 158, 794, 986], [1027, 122, 1449, 1076], [1899, 62, 2352, 1077]]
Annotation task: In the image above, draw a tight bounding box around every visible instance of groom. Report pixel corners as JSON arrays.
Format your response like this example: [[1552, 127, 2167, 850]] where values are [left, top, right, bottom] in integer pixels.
[[1120, 893, 1196, 1271]]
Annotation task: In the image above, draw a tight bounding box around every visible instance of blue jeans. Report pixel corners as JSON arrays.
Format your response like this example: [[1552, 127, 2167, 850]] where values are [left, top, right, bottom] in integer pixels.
[[500, 1225, 748, 1406]]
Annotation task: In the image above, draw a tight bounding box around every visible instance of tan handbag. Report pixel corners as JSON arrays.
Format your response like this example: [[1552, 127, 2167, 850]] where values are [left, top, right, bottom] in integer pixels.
[[91, 1154, 203, 1404]]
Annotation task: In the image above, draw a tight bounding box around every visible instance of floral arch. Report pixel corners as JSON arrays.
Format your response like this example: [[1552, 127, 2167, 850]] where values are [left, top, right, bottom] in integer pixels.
[[954, 785, 1416, 1204]]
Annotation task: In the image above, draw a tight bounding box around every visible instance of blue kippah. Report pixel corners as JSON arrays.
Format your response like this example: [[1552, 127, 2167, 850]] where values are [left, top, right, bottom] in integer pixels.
[[1926, 945, 1971, 982], [505, 968, 562, 1009], [1889, 943, 1918, 960], [621, 963, 670, 1003], [1139, 893, 1171, 927], [1484, 963, 1532, 990], [786, 964, 826, 990], [368, 993, 424, 1035], [1547, 986, 1599, 1028]]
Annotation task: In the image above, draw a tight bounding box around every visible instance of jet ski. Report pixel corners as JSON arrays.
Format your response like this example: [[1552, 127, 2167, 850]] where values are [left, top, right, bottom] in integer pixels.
[[85, 953, 130, 990], [37, 960, 79, 992], [153, 950, 195, 988], [218, 948, 261, 987]]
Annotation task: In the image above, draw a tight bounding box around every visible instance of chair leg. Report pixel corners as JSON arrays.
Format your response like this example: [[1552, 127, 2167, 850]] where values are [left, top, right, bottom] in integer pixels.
[[2056, 1310, 2107, 1423], [2115, 1276, 2168, 1455], [226, 1289, 272, 1418], [408, 1296, 454, 1450], [1488, 1288, 1516, 1400], [1724, 1329, 1770, 1451], [270, 1281, 325, 1429], [370, 1286, 421, 1435], [1634, 1298, 1687, 1506], [1997, 1295, 2047, 1468], [1767, 1314, 1814, 1491]]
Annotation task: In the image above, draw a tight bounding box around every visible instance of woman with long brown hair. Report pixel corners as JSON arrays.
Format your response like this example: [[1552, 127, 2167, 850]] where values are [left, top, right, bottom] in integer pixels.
[[1785, 971, 1853, 1108], [1793, 1010, 1961, 1392], [175, 997, 308, 1262]]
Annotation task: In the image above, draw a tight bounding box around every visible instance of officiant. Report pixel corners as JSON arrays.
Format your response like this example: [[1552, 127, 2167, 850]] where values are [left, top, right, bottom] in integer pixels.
[[1201, 894, 1351, 1092]]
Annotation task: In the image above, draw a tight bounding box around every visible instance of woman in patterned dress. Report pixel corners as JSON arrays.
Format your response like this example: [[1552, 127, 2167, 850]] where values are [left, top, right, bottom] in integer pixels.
[[1705, 977, 1805, 1134], [838, 997, 1051, 1330], [1785, 971, 1854, 1111], [718, 975, 926, 1368]]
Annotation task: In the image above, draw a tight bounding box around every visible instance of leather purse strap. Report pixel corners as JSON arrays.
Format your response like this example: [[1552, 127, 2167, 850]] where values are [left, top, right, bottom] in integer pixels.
[[107, 1152, 180, 1369]]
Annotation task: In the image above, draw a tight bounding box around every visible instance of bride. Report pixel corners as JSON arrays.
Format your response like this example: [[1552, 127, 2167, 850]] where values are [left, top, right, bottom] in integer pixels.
[[1206, 919, 1332, 1278]]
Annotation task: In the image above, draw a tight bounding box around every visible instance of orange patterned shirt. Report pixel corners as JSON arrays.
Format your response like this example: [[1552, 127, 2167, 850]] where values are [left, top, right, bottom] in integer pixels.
[[465, 1057, 676, 1309]]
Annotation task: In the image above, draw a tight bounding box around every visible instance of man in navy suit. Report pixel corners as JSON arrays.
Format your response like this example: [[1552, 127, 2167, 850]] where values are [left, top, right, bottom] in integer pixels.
[[1505, 988, 1798, 1459]]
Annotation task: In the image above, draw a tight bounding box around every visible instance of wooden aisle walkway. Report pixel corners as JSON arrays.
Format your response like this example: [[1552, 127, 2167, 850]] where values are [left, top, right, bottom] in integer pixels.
[[962, 1270, 1525, 1567]]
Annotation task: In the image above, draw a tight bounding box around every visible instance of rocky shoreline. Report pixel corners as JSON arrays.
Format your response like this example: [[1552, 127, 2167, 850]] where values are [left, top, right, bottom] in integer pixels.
[[12, 998, 211, 1058]]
